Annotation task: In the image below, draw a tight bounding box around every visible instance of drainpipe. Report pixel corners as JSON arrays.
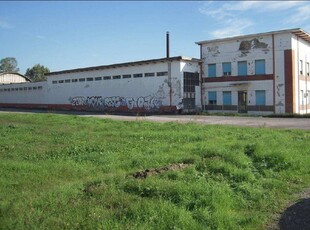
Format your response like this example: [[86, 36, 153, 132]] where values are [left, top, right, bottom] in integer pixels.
[[200, 44, 204, 111], [272, 34, 276, 114], [167, 32, 172, 111]]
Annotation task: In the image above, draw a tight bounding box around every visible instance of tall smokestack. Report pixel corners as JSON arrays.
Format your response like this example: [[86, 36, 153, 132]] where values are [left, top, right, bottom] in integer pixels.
[[166, 31, 170, 58]]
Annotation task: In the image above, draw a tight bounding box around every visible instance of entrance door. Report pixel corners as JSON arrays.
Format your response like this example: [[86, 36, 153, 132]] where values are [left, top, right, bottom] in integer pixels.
[[238, 91, 247, 113]]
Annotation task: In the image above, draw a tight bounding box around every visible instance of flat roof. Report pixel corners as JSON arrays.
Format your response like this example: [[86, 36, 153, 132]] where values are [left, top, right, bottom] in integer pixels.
[[46, 56, 200, 76], [196, 28, 310, 45]]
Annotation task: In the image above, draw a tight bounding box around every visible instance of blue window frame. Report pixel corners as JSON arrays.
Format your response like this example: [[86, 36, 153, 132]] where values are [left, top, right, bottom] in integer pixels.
[[255, 90, 266, 105], [223, 91, 232, 105], [222, 62, 231, 76], [238, 61, 247, 76], [208, 64, 216, 77], [255, 60, 265, 75], [208, 91, 217, 105]]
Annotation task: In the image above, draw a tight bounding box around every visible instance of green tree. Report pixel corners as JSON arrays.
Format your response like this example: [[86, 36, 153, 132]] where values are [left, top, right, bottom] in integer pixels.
[[25, 64, 50, 82], [0, 57, 19, 73]]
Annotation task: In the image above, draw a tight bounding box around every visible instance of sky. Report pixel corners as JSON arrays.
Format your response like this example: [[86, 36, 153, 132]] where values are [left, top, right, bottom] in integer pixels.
[[1, 1, 310, 74]]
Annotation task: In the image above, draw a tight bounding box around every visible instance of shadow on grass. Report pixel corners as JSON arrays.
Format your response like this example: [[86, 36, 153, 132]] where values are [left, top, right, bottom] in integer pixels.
[[279, 198, 310, 230]]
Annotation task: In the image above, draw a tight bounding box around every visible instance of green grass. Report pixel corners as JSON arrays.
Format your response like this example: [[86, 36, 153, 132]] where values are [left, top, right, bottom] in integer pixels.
[[0, 113, 310, 229]]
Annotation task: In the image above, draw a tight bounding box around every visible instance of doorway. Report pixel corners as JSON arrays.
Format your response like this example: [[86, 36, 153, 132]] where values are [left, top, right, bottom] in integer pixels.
[[238, 91, 247, 113]]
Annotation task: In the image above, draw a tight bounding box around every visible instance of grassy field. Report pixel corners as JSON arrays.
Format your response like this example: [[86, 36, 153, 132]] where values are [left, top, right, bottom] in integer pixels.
[[0, 113, 310, 229]]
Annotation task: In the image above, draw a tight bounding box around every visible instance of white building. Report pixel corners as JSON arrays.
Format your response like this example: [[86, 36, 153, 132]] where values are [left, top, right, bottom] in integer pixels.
[[0, 28, 310, 115], [196, 28, 310, 115], [0, 57, 200, 113], [0, 72, 31, 84]]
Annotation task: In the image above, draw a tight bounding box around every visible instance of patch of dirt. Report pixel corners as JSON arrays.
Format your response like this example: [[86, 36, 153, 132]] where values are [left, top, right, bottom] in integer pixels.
[[267, 187, 310, 230], [132, 163, 191, 179]]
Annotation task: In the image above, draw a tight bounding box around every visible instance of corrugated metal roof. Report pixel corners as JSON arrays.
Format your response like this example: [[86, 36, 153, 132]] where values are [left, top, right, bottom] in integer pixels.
[[46, 56, 200, 76], [0, 72, 32, 82], [195, 28, 310, 45]]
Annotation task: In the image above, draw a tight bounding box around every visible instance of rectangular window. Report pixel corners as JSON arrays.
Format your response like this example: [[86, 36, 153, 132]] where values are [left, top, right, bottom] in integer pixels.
[[28, 87, 32, 90], [23, 87, 27, 90], [38, 86, 43, 90], [72, 79, 78, 83], [208, 91, 217, 105], [122, 74, 131, 79], [58, 80, 64, 83], [113, 75, 121, 80], [19, 87, 23, 91], [301, 90, 304, 105], [238, 61, 247, 76], [145, 72, 155, 77], [11, 88, 15, 91], [307, 62, 309, 76], [255, 60, 265, 75], [79, 78, 85, 82], [65, 79, 71, 83], [133, 73, 143, 78], [103, 76, 111, 80], [222, 62, 231, 76], [157, 71, 168, 76], [255, 90, 266, 105], [300, 60, 303, 75], [208, 64, 216, 77], [33, 87, 37, 90], [52, 81, 57, 84], [95, 77, 102, 81], [223, 91, 232, 105], [87, 77, 94, 81]]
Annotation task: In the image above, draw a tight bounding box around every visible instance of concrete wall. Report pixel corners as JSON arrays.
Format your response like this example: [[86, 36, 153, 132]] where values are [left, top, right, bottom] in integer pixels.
[[0, 59, 200, 113]]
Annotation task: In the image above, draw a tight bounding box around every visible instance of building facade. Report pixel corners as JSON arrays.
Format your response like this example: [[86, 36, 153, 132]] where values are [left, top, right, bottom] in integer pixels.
[[0, 72, 31, 84], [0, 57, 200, 113], [197, 28, 310, 115]]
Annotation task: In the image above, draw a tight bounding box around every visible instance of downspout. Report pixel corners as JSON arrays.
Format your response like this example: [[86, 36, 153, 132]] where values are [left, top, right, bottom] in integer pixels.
[[297, 36, 300, 114], [200, 44, 204, 111], [272, 34, 276, 114], [167, 32, 172, 110]]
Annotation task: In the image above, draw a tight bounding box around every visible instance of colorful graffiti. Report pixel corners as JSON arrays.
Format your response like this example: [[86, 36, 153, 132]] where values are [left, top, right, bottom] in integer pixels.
[[69, 95, 162, 111]]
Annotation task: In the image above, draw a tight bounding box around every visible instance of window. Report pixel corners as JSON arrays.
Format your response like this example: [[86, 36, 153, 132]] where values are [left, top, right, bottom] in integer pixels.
[[223, 91, 232, 105], [11, 88, 14, 91], [238, 61, 247, 76], [113, 75, 121, 80], [255, 60, 265, 75], [103, 76, 111, 80], [95, 77, 102, 81], [24, 87, 27, 90], [52, 81, 57, 84], [208, 91, 217, 105], [307, 62, 309, 76], [38, 86, 43, 90], [65, 79, 71, 83], [72, 79, 78, 83], [19, 87, 23, 91], [87, 77, 94, 81], [157, 71, 168, 76], [222, 62, 231, 76], [255, 90, 266, 105], [28, 87, 32, 90], [145, 72, 155, 77], [133, 73, 143, 78], [33, 87, 37, 90], [79, 78, 85, 82], [58, 80, 64, 83], [122, 74, 131, 79], [301, 90, 304, 105], [208, 64, 216, 77], [300, 60, 303, 75]]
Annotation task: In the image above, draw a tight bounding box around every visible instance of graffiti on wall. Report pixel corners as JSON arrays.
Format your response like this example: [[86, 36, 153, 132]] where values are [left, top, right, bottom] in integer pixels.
[[69, 95, 162, 111]]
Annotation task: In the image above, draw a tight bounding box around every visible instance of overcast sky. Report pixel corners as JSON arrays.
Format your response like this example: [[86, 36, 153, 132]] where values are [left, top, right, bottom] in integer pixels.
[[1, 1, 310, 74]]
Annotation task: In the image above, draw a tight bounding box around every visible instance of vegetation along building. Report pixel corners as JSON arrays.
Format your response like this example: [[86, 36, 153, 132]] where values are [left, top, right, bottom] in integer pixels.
[[0, 28, 309, 114]]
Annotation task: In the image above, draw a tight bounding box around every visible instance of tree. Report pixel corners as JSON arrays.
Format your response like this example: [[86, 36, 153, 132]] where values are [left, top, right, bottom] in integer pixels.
[[25, 64, 50, 82], [0, 57, 19, 73]]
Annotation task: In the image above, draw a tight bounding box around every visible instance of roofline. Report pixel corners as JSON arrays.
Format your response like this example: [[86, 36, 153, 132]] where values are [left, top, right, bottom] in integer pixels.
[[195, 28, 310, 45], [46, 56, 200, 76], [0, 72, 32, 82]]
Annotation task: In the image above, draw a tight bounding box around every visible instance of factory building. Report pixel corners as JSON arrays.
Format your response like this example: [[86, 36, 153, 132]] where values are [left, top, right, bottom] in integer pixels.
[[0, 57, 200, 113], [197, 28, 310, 115], [0, 28, 309, 115]]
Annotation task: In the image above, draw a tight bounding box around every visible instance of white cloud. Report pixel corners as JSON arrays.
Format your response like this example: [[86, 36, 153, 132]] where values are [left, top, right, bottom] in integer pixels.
[[0, 19, 12, 29], [199, 1, 310, 39]]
